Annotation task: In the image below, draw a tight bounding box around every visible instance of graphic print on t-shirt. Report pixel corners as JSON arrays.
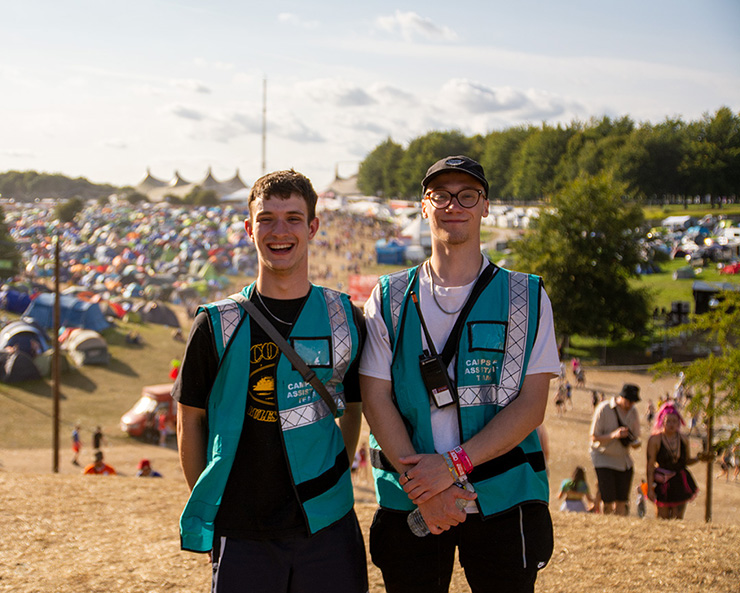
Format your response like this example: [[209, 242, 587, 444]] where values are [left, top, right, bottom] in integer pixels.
[[247, 340, 279, 422]]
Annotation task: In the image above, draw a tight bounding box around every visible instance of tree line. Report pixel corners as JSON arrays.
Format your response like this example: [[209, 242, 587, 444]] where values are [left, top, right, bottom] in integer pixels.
[[0, 171, 117, 202], [357, 106, 740, 203]]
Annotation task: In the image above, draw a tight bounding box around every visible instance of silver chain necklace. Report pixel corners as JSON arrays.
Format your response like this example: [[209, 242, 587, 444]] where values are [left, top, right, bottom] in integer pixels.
[[426, 261, 466, 315], [255, 290, 294, 326]]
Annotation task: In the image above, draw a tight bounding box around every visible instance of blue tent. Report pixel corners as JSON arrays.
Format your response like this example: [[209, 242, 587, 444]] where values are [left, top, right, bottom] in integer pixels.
[[0, 320, 51, 356], [22, 293, 111, 332], [0, 288, 32, 314]]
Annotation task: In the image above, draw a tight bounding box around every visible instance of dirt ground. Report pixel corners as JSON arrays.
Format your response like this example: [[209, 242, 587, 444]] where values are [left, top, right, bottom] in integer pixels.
[[1, 369, 739, 592]]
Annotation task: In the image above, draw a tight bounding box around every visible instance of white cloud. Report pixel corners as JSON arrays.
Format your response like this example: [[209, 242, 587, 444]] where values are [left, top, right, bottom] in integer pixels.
[[439, 80, 528, 114], [102, 138, 128, 150], [278, 12, 320, 29], [369, 84, 418, 105], [168, 109, 262, 143], [273, 116, 325, 143], [298, 79, 376, 107], [2, 149, 34, 158], [376, 10, 457, 42], [169, 105, 207, 121], [201, 112, 262, 143], [193, 57, 235, 71], [171, 79, 212, 94], [433, 79, 586, 123], [131, 83, 165, 97]]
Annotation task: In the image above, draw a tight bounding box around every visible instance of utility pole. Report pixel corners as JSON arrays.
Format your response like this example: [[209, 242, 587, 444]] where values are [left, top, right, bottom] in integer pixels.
[[52, 235, 61, 472], [261, 77, 267, 175], [705, 378, 714, 523]]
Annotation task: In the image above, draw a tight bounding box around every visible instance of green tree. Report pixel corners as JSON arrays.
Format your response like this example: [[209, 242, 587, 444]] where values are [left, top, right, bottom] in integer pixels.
[[480, 127, 532, 201], [509, 124, 573, 201], [511, 172, 649, 341], [54, 197, 85, 223], [651, 291, 740, 522], [555, 116, 634, 189], [0, 206, 20, 279], [396, 131, 473, 198], [0, 170, 116, 201], [357, 138, 404, 198], [682, 107, 740, 204], [614, 119, 689, 201]]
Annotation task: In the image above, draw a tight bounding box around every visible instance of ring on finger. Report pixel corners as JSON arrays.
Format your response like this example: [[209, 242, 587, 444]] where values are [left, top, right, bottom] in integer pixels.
[[404, 471, 410, 482]]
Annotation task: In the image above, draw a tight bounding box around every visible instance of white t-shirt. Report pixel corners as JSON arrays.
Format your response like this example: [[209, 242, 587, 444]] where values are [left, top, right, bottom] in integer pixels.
[[359, 260, 560, 454]]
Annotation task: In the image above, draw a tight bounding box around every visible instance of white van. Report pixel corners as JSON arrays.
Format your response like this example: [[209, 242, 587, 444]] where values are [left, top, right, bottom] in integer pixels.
[[717, 227, 740, 245]]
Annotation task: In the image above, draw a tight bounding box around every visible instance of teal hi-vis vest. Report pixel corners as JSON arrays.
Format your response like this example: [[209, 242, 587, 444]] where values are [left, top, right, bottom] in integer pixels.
[[371, 262, 549, 517], [180, 284, 359, 552]]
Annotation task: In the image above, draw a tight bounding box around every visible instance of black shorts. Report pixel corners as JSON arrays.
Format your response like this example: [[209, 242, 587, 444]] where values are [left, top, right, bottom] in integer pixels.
[[369, 503, 553, 593], [595, 466, 634, 503], [212, 510, 367, 593]]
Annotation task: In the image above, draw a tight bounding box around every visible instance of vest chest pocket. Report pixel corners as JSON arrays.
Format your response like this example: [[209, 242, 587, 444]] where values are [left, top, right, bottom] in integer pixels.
[[463, 321, 507, 386], [290, 336, 333, 368], [467, 321, 507, 353]]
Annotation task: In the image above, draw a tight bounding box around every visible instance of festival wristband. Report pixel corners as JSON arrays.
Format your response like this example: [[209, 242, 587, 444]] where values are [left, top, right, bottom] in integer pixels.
[[451, 446, 474, 475], [442, 452, 460, 480], [447, 449, 467, 479]]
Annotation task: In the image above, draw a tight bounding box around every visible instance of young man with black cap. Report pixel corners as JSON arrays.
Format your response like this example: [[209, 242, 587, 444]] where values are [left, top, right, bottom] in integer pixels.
[[174, 169, 368, 593], [589, 383, 642, 515], [360, 156, 560, 593]]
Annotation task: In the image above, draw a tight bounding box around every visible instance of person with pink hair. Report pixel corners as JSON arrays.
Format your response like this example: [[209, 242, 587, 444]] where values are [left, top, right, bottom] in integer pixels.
[[646, 402, 700, 519]]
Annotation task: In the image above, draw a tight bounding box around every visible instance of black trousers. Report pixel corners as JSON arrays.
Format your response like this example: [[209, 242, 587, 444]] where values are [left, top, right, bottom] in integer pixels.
[[212, 510, 368, 593], [370, 503, 553, 593]]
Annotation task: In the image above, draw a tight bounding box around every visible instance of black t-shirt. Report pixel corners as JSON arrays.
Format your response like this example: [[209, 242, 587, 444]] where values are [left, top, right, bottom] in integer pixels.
[[172, 290, 365, 540]]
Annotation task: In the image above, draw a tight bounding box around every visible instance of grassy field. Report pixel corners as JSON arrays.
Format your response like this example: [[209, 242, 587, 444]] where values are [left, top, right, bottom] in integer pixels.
[[642, 202, 740, 225], [0, 315, 188, 449], [632, 257, 740, 312]]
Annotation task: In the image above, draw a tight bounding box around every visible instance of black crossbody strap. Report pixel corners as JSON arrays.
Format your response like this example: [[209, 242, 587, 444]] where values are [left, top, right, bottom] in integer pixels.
[[439, 263, 496, 369], [229, 292, 338, 418]]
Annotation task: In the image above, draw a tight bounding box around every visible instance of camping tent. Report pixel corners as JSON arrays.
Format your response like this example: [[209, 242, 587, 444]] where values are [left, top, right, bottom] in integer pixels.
[[0, 349, 42, 383], [400, 214, 432, 248], [0, 288, 33, 314], [0, 320, 51, 356], [22, 293, 111, 332], [34, 350, 70, 377], [63, 329, 110, 366], [131, 301, 180, 328]]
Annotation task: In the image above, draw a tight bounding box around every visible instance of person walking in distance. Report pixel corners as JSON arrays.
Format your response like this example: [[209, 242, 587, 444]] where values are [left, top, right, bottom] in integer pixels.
[[71, 423, 82, 466], [360, 156, 560, 593], [174, 169, 368, 593], [589, 383, 642, 515]]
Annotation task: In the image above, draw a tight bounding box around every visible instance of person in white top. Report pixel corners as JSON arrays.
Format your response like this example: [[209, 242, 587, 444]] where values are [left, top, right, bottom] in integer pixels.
[[360, 155, 560, 593]]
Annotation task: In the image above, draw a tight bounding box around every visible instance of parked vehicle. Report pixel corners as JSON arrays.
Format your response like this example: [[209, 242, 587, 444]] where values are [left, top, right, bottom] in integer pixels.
[[120, 383, 176, 442]]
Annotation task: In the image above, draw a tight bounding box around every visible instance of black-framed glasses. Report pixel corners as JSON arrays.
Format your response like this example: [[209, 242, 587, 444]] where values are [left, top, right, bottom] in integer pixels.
[[424, 189, 484, 209]]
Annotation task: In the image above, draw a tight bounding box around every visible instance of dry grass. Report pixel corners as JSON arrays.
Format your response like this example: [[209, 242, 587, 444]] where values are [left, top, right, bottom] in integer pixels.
[[2, 367, 740, 592], [0, 463, 738, 593]]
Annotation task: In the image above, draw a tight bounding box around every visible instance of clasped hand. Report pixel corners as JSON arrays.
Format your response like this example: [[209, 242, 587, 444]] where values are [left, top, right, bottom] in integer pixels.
[[399, 453, 454, 504], [399, 453, 477, 535]]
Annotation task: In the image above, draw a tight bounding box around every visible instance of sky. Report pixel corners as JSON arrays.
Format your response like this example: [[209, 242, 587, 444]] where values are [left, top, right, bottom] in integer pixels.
[[1, 0, 739, 193]]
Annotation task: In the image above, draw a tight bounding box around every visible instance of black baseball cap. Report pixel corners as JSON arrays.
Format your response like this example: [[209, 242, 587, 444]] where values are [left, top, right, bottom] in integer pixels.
[[619, 383, 641, 402], [421, 155, 489, 195]]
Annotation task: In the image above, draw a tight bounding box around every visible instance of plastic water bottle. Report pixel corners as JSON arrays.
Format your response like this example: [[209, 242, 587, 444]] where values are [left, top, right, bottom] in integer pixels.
[[407, 479, 476, 537]]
